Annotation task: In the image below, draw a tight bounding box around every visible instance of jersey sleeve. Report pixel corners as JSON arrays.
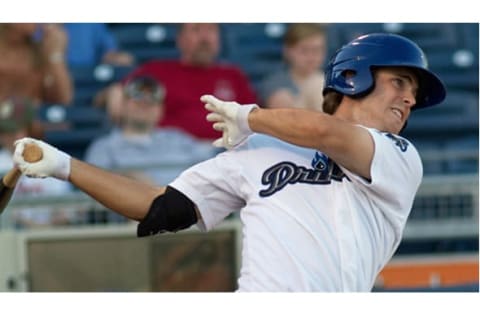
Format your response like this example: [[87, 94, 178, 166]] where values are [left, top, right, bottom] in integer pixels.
[[169, 152, 245, 232], [340, 128, 423, 229]]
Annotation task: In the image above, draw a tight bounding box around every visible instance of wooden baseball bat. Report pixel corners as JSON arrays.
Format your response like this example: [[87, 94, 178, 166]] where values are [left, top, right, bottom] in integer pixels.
[[0, 143, 43, 214]]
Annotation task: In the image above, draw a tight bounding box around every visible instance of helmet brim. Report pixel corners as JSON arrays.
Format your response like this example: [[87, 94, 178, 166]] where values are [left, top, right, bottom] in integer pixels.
[[410, 67, 447, 110]]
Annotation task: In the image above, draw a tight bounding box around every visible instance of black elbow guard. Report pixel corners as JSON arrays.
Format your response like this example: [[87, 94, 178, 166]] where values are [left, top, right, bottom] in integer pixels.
[[137, 186, 198, 237]]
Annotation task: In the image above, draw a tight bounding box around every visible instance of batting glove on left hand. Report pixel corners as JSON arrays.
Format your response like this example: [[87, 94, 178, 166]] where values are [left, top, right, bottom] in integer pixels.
[[201, 94, 258, 149], [13, 137, 71, 181]]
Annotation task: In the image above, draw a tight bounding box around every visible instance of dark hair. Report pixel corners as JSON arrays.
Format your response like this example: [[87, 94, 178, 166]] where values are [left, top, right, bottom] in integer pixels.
[[322, 91, 343, 115]]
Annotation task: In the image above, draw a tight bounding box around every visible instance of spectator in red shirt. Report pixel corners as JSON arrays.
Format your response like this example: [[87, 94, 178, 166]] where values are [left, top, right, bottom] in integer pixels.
[[103, 23, 257, 140]]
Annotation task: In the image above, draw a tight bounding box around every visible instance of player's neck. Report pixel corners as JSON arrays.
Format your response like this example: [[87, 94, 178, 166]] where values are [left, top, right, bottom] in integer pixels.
[[333, 101, 371, 128]]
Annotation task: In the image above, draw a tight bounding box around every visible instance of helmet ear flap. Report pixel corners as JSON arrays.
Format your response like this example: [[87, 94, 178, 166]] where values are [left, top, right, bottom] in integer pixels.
[[341, 69, 356, 79], [341, 69, 364, 96], [341, 69, 357, 89], [336, 69, 358, 92]]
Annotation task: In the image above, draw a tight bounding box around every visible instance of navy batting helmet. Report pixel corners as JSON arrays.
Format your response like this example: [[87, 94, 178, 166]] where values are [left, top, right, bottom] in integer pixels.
[[323, 33, 446, 110]]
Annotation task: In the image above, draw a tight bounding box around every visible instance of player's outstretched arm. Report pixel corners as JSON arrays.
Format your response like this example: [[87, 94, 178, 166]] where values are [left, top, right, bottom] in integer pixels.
[[202, 95, 374, 179], [13, 138, 164, 221], [249, 108, 374, 179], [69, 158, 165, 220]]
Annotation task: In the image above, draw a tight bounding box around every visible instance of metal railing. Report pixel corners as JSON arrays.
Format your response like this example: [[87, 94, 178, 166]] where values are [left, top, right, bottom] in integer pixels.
[[404, 174, 478, 239], [1, 173, 478, 240]]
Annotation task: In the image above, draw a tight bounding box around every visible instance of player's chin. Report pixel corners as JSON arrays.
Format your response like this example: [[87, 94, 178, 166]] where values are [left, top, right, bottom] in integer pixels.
[[385, 120, 404, 135]]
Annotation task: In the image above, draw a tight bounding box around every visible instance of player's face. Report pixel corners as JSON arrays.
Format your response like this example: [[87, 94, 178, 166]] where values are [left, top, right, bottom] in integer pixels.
[[358, 67, 418, 134]]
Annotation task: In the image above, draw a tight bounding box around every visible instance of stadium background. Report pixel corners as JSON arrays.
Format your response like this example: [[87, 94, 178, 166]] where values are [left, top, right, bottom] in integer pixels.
[[0, 23, 478, 292]]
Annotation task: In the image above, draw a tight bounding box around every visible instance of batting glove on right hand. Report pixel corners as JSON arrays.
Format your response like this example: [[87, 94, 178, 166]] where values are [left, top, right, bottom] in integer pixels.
[[201, 94, 259, 149], [13, 137, 71, 181]]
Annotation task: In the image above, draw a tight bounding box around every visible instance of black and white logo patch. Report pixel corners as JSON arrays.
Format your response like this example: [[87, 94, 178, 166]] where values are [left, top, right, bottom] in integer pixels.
[[384, 133, 409, 152]]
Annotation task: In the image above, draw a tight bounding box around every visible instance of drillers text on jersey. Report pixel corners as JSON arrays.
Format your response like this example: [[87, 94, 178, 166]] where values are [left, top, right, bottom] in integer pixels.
[[259, 161, 349, 197]]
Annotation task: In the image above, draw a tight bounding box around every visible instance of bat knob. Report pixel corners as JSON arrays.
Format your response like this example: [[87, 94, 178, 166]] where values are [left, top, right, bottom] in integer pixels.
[[23, 143, 43, 162]]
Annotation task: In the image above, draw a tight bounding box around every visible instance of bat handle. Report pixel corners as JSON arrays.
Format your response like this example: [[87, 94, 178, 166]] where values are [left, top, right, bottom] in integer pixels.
[[2, 167, 22, 188], [0, 167, 22, 214], [0, 143, 43, 214], [2, 142, 43, 188]]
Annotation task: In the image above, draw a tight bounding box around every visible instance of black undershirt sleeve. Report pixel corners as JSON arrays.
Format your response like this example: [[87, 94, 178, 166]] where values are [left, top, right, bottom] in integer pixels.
[[137, 186, 198, 237]]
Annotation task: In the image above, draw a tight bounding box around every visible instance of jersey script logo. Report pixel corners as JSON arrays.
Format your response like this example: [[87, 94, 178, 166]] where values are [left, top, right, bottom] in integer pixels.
[[260, 161, 349, 197], [384, 133, 409, 152]]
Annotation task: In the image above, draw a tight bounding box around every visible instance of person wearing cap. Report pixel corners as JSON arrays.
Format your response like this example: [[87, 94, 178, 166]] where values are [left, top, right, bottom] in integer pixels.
[[84, 76, 217, 222], [0, 97, 73, 228]]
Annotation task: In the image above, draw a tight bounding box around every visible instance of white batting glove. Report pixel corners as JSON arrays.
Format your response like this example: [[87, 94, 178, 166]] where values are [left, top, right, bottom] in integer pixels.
[[13, 137, 71, 181], [201, 94, 259, 149]]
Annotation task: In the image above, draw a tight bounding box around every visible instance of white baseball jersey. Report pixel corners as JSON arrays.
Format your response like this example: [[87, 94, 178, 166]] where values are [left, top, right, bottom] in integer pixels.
[[170, 126, 422, 291]]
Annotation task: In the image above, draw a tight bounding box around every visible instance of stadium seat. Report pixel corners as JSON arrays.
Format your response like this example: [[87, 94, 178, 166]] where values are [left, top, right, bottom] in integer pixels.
[[38, 104, 109, 128], [445, 135, 479, 174], [326, 23, 384, 52], [453, 23, 479, 53], [326, 23, 463, 62], [45, 127, 110, 159], [223, 23, 286, 58], [404, 90, 479, 136], [108, 23, 179, 63], [412, 140, 445, 175], [403, 88, 478, 175], [386, 23, 458, 50], [427, 48, 478, 92], [223, 23, 286, 89], [37, 104, 110, 158], [71, 64, 134, 106], [329, 23, 458, 48]]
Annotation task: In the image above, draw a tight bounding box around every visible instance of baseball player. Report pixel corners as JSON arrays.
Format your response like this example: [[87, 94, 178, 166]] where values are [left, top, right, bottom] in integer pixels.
[[12, 33, 446, 291]]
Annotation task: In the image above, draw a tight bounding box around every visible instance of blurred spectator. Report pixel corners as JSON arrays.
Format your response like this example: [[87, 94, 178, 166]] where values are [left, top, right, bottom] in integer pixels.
[[85, 75, 217, 222], [64, 23, 135, 67], [85, 75, 216, 185], [0, 23, 73, 139], [100, 23, 256, 140], [0, 97, 74, 228], [260, 23, 327, 111], [0, 23, 73, 106]]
